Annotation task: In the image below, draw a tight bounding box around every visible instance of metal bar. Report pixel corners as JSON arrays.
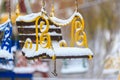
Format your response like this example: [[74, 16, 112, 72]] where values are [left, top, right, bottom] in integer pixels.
[[75, 0, 78, 12], [25, 55, 93, 60]]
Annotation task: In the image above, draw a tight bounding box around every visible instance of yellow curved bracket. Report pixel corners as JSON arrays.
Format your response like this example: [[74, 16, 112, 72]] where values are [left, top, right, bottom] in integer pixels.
[[59, 40, 67, 47], [88, 55, 93, 60], [75, 29, 88, 47], [40, 20, 49, 33], [35, 16, 40, 51], [70, 17, 76, 47], [35, 16, 51, 51], [52, 54, 56, 60], [16, 3, 20, 17], [70, 16, 88, 48], [40, 33, 51, 48], [24, 39, 33, 49]]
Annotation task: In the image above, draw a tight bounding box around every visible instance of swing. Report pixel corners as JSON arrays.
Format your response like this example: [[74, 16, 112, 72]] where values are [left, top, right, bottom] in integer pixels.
[[0, 0, 14, 70], [16, 0, 93, 75], [16, 0, 93, 60]]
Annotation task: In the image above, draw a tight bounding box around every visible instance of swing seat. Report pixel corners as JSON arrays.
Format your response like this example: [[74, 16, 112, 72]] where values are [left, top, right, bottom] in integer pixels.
[[22, 44, 93, 59], [16, 11, 93, 60]]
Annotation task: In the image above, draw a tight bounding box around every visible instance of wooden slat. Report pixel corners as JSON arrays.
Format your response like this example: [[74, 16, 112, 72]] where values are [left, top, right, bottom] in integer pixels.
[[19, 35, 62, 41], [16, 20, 55, 26], [18, 28, 61, 34], [23, 52, 93, 60], [18, 35, 62, 47]]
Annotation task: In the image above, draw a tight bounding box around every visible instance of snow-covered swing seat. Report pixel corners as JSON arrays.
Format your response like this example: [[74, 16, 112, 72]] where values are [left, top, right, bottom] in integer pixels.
[[16, 9, 93, 60]]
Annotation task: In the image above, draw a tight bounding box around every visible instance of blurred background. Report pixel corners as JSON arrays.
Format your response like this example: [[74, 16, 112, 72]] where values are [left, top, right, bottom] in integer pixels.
[[0, 0, 120, 79]]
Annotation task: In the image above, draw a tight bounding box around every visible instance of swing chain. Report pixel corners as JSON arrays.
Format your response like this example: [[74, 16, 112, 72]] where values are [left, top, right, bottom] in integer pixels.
[[75, 0, 78, 12], [9, 0, 11, 19], [51, 43, 57, 76], [50, 0, 55, 17], [51, 59, 57, 76], [41, 0, 47, 15], [41, 0, 45, 11]]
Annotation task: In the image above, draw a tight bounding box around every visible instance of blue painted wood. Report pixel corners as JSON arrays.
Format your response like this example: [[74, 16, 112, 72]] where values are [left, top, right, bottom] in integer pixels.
[[0, 70, 33, 80]]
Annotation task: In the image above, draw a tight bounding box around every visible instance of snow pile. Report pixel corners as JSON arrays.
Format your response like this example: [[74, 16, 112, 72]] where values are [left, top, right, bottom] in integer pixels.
[[54, 47, 93, 56], [49, 11, 83, 26], [16, 12, 42, 21], [16, 11, 83, 27], [16, 12, 48, 22]]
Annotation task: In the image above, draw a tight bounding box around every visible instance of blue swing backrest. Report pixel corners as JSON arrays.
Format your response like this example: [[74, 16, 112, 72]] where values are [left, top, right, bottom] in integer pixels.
[[0, 20, 12, 53]]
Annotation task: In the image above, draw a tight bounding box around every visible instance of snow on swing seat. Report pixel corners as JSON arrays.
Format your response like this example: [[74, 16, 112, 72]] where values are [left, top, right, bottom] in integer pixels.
[[16, 11, 93, 59], [22, 41, 93, 59]]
